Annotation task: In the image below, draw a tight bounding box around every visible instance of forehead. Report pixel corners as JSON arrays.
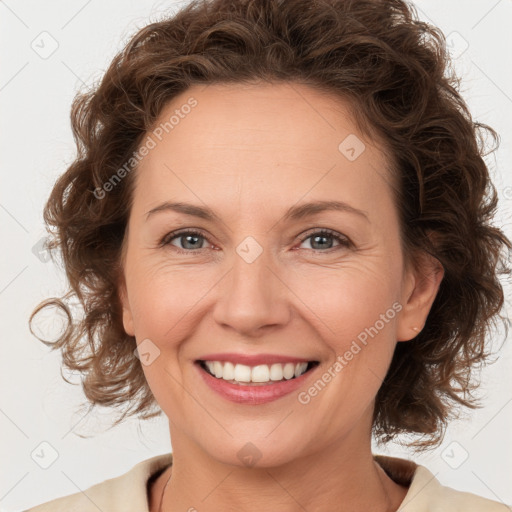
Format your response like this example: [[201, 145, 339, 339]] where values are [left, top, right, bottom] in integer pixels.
[[148, 81, 369, 154], [133, 82, 395, 221]]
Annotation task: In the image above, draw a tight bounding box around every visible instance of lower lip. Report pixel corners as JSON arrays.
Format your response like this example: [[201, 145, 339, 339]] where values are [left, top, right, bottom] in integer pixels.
[[195, 362, 318, 405]]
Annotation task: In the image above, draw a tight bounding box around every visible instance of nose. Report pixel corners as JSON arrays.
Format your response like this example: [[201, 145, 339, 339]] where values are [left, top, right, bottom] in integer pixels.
[[212, 247, 291, 337]]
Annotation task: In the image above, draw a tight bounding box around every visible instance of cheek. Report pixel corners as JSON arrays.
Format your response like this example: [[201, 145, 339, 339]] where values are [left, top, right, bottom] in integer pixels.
[[291, 260, 400, 341], [287, 260, 402, 409], [125, 257, 216, 342], [289, 270, 401, 441]]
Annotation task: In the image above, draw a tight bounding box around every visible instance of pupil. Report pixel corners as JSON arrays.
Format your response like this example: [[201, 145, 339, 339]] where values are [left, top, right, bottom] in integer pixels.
[[183, 235, 201, 249], [312, 234, 332, 250]]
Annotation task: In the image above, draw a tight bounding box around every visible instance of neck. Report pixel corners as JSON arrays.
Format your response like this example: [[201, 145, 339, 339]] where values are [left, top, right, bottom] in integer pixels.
[[152, 423, 408, 512]]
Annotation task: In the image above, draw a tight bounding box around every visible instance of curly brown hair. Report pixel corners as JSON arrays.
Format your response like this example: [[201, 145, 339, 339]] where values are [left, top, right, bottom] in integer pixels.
[[30, 0, 511, 449]]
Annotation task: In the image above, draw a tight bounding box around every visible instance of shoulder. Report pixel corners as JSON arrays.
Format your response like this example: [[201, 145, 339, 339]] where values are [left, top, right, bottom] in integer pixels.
[[24, 453, 173, 512], [405, 464, 510, 511], [374, 454, 511, 512]]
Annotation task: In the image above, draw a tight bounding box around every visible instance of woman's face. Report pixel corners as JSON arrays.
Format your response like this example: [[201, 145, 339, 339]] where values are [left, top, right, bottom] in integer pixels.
[[119, 82, 440, 467]]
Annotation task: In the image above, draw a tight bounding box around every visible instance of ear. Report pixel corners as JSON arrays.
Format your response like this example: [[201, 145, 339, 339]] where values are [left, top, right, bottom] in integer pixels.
[[396, 249, 444, 342], [118, 275, 135, 337]]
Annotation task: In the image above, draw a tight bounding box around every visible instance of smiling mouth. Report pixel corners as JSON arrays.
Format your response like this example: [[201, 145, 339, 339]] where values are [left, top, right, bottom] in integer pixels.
[[196, 360, 320, 386]]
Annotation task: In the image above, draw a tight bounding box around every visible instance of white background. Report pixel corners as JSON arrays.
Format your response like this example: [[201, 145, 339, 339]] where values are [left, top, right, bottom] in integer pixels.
[[1, 0, 511, 510]]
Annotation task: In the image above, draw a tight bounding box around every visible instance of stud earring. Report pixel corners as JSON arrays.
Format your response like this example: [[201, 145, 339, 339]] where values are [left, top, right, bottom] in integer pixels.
[[412, 326, 420, 332]]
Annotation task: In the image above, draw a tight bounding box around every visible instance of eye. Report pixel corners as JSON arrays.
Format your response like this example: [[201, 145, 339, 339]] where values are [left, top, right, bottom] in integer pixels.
[[159, 228, 351, 255], [160, 229, 212, 253], [297, 229, 351, 252]]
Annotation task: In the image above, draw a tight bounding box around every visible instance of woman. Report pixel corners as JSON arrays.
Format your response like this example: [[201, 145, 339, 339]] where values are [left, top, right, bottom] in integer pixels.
[[27, 0, 511, 510]]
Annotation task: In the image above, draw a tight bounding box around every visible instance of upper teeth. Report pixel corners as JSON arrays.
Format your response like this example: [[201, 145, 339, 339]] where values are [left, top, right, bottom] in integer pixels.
[[204, 361, 309, 383]]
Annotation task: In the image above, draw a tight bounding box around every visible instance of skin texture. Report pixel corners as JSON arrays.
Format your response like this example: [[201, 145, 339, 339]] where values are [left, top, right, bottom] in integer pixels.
[[119, 82, 444, 512]]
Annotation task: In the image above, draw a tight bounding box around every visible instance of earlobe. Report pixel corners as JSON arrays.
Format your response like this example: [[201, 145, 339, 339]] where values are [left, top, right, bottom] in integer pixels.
[[396, 253, 444, 342]]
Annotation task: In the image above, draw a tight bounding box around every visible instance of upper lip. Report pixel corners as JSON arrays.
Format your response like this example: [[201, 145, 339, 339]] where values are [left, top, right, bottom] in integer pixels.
[[196, 353, 317, 366]]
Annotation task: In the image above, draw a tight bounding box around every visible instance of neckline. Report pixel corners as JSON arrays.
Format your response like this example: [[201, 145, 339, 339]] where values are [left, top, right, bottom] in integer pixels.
[[146, 464, 169, 498], [373, 454, 417, 487], [145, 453, 417, 510]]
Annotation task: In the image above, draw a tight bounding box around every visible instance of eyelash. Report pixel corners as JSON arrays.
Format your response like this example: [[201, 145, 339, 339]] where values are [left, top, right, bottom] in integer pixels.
[[159, 228, 351, 255]]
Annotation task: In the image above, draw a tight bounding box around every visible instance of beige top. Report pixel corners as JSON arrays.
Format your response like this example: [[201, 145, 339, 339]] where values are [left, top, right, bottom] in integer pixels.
[[25, 453, 510, 511]]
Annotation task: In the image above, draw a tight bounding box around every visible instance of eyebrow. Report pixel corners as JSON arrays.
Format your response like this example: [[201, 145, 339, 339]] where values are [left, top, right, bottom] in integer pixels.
[[145, 201, 221, 222], [145, 200, 369, 223], [281, 200, 369, 223]]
